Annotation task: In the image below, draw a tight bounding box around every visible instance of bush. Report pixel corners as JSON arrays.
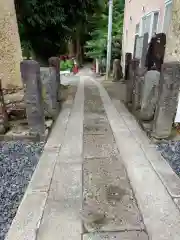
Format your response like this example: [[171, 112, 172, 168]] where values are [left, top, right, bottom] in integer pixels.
[[60, 60, 74, 71]]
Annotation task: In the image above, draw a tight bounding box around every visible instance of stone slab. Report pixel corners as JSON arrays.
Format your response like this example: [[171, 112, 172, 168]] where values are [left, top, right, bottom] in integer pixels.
[[27, 150, 58, 193], [5, 192, 47, 240], [57, 79, 84, 158], [83, 134, 119, 159], [84, 86, 105, 114], [83, 157, 144, 232], [112, 99, 132, 117], [83, 231, 148, 240], [96, 80, 180, 239], [45, 80, 82, 151], [45, 108, 71, 149], [84, 101, 105, 114], [174, 198, 180, 210], [84, 113, 111, 135], [48, 162, 82, 201], [141, 144, 180, 198], [56, 155, 83, 164], [112, 93, 180, 198], [37, 199, 82, 240]]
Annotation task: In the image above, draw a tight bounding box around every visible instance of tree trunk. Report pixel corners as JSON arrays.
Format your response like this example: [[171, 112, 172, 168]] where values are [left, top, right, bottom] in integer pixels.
[[68, 39, 75, 57], [76, 36, 83, 66], [75, 22, 83, 66]]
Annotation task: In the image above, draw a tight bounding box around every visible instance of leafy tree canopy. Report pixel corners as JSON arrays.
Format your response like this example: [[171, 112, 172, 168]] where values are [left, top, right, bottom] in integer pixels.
[[15, 0, 104, 60], [85, 0, 125, 61]]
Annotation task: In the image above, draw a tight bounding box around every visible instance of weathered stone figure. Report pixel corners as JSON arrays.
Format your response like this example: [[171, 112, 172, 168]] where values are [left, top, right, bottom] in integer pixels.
[[131, 59, 141, 111], [152, 0, 180, 139], [145, 33, 166, 72], [140, 33, 166, 121], [140, 70, 160, 121], [152, 62, 180, 138], [49, 57, 61, 102], [112, 59, 123, 82], [0, 1, 22, 88], [21, 60, 45, 136]]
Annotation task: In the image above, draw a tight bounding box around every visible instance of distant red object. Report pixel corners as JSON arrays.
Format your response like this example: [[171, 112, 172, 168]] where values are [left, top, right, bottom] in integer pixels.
[[73, 65, 79, 74], [91, 63, 96, 72]]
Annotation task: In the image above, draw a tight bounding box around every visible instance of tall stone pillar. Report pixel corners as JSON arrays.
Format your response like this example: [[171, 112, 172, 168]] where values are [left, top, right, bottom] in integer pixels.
[[21, 60, 45, 136], [152, 0, 180, 139], [0, 0, 22, 89], [131, 59, 141, 111], [152, 63, 180, 139]]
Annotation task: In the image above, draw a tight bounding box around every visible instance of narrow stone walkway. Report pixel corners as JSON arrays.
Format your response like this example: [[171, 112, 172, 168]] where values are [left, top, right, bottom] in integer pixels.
[[5, 74, 180, 240]]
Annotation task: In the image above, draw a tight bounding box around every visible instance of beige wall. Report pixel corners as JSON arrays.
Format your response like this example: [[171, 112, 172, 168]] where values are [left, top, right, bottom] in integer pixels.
[[122, 0, 167, 68], [0, 0, 22, 88]]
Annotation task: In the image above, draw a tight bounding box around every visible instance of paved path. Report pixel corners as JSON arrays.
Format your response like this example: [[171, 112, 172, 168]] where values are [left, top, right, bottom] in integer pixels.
[[5, 73, 180, 240]]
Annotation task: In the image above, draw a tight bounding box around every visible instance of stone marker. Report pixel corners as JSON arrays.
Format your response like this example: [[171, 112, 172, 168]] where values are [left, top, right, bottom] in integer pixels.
[[21, 60, 45, 136], [124, 53, 132, 81], [152, 62, 180, 139], [131, 59, 141, 111], [41, 64, 60, 120], [112, 59, 123, 82], [48, 57, 61, 102], [140, 70, 160, 121], [126, 60, 133, 104]]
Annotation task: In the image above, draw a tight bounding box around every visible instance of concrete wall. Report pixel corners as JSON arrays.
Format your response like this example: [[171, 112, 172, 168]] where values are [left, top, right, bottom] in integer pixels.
[[0, 0, 22, 88], [122, 0, 167, 68]]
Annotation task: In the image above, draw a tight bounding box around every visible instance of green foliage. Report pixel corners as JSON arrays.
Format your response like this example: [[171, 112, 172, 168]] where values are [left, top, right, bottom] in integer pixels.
[[60, 60, 74, 71], [85, 0, 125, 61], [15, 0, 104, 60]]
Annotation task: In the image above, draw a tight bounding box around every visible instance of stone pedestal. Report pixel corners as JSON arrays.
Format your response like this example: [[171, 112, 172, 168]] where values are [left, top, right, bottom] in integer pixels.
[[49, 57, 61, 101], [140, 70, 160, 121], [152, 62, 180, 139], [21, 60, 45, 135]]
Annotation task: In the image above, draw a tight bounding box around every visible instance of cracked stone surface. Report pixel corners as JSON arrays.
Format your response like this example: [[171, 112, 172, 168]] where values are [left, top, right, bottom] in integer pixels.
[[82, 82, 144, 233], [83, 157, 144, 232], [84, 114, 111, 135], [83, 134, 119, 158], [83, 231, 148, 240]]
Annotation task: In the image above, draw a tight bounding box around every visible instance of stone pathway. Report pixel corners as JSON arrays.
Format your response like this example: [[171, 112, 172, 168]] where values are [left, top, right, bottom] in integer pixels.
[[5, 73, 180, 240]]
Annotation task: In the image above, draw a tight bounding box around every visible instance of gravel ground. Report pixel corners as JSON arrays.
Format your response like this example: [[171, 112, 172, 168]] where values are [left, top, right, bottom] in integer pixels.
[[156, 141, 180, 177], [0, 141, 44, 240]]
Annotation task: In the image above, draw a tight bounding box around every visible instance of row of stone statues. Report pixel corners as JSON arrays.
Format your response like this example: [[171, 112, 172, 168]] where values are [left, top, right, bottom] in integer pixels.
[[125, 33, 180, 139], [0, 57, 61, 138]]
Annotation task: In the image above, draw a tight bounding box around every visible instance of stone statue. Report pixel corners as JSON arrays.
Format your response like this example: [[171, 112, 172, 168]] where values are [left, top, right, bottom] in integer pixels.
[[112, 59, 123, 82]]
